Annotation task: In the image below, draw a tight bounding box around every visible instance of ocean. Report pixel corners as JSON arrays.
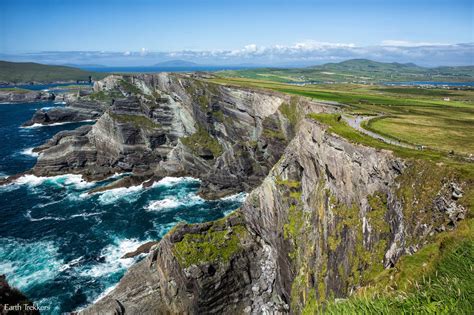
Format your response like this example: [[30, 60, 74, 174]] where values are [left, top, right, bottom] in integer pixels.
[[0, 100, 244, 314], [80, 65, 250, 73]]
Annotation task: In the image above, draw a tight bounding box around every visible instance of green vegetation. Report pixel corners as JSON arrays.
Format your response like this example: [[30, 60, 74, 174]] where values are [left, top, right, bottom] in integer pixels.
[[322, 219, 474, 314], [365, 114, 474, 155], [172, 216, 248, 268], [0, 87, 32, 93], [181, 126, 223, 158], [279, 96, 302, 126], [0, 61, 106, 83], [119, 79, 142, 95], [219, 59, 474, 84], [109, 113, 160, 130], [89, 89, 122, 102]]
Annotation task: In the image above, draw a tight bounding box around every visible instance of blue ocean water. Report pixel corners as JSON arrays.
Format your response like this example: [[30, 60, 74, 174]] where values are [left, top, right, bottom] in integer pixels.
[[0, 101, 244, 314], [81, 65, 251, 73]]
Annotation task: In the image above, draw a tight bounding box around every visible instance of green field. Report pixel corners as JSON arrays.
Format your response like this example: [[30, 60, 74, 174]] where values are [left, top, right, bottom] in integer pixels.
[[0, 61, 107, 83], [220, 59, 474, 84], [209, 77, 474, 158]]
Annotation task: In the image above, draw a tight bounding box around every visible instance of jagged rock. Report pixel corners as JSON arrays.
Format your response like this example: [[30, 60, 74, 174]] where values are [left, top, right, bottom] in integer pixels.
[[22, 100, 107, 127], [0, 89, 54, 103]]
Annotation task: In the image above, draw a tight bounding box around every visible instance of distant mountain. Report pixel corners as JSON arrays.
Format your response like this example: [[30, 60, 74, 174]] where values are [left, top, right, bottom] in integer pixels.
[[220, 59, 474, 83], [310, 59, 427, 72], [0, 61, 107, 84], [153, 60, 199, 67], [62, 63, 108, 68]]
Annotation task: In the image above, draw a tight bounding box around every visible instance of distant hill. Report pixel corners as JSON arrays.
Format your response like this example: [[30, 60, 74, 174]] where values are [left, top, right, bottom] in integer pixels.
[[219, 59, 474, 83], [153, 60, 199, 67], [0, 61, 108, 84]]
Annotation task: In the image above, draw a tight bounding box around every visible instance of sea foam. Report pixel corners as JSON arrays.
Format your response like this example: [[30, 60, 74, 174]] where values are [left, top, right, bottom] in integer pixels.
[[20, 147, 39, 157], [0, 238, 64, 290], [14, 174, 94, 190]]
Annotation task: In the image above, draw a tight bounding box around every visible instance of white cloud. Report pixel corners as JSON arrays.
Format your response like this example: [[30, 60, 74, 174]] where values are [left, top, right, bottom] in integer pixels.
[[381, 40, 449, 47], [1, 41, 472, 66]]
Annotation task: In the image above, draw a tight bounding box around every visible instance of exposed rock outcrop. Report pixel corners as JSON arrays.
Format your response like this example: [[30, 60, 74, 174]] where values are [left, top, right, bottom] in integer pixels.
[[22, 100, 107, 127], [0, 89, 54, 103]]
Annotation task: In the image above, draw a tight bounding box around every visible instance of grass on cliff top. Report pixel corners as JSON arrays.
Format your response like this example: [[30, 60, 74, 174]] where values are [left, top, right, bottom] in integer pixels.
[[364, 114, 474, 155], [109, 112, 160, 130], [0, 87, 33, 93], [209, 77, 474, 157], [306, 113, 474, 179], [318, 219, 474, 314], [172, 216, 248, 268], [181, 126, 223, 158]]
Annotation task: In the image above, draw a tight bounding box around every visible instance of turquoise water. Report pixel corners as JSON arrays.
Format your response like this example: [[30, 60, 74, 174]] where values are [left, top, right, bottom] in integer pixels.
[[0, 101, 244, 314]]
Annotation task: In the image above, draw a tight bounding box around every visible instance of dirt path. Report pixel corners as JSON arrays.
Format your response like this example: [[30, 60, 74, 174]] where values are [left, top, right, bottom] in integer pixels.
[[342, 115, 418, 149]]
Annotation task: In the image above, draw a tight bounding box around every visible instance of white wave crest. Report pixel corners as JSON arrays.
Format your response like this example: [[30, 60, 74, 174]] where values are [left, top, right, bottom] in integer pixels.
[[14, 174, 94, 190], [151, 176, 199, 188], [21, 119, 95, 129], [25, 210, 66, 222], [0, 238, 63, 291], [59, 256, 85, 272], [146, 197, 180, 211], [220, 192, 248, 203], [146, 194, 204, 212], [20, 147, 39, 157], [96, 185, 144, 205], [79, 238, 143, 279]]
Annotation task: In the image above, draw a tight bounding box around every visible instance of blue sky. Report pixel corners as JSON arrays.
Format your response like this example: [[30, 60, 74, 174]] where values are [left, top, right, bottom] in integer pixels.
[[0, 0, 472, 66]]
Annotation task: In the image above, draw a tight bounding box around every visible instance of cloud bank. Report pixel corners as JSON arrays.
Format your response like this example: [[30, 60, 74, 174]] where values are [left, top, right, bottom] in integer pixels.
[[1, 41, 472, 67]]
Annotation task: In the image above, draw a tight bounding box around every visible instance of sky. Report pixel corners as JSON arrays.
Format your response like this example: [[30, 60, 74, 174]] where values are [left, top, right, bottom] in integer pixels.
[[0, 0, 473, 66]]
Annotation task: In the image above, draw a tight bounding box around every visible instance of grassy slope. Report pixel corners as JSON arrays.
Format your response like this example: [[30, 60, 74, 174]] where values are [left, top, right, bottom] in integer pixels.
[[0, 61, 107, 83], [319, 219, 474, 314], [209, 77, 474, 157], [220, 59, 474, 83]]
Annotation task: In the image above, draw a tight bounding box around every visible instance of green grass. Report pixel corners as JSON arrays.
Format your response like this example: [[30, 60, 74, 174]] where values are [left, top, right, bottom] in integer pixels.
[[321, 219, 474, 314], [181, 126, 223, 158], [279, 96, 302, 126], [109, 113, 160, 130], [0, 60, 106, 83], [365, 114, 474, 155], [172, 216, 248, 267]]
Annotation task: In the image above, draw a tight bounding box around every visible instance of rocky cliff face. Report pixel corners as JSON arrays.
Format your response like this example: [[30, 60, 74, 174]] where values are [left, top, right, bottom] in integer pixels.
[[0, 89, 54, 103], [32, 73, 336, 197], [22, 99, 106, 127], [81, 115, 469, 314]]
